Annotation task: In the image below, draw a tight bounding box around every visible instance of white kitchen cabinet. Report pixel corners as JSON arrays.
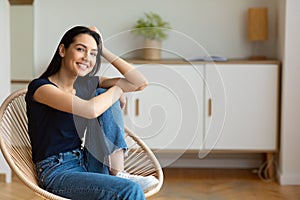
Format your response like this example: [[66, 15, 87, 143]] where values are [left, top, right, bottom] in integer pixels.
[[100, 60, 280, 173], [100, 61, 279, 154], [204, 63, 278, 151]]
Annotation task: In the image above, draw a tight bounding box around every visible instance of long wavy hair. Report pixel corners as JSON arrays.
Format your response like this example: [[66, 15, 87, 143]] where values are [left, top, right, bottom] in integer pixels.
[[39, 26, 102, 78]]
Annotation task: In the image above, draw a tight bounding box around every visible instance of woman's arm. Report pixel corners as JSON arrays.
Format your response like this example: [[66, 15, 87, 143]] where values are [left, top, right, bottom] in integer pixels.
[[88, 26, 147, 92], [99, 76, 146, 92], [33, 84, 123, 119], [100, 47, 148, 92], [102, 47, 148, 88]]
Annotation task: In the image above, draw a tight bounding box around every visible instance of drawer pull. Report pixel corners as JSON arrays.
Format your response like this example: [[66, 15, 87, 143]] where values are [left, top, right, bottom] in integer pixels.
[[135, 98, 139, 116], [124, 97, 128, 115], [208, 98, 212, 116]]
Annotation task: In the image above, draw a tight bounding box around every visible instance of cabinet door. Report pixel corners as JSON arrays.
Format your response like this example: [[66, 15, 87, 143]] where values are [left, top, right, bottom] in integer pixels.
[[124, 64, 205, 151], [204, 64, 278, 151]]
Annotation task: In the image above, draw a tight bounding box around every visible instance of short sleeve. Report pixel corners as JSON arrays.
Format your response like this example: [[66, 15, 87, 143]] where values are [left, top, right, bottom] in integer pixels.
[[26, 78, 54, 103]]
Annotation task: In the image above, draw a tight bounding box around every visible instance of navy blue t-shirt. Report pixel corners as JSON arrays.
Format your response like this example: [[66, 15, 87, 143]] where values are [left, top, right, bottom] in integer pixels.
[[25, 76, 99, 163]]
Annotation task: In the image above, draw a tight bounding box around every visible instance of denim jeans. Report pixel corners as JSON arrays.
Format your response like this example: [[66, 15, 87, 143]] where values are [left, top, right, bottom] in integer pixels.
[[84, 88, 128, 163], [35, 148, 145, 200]]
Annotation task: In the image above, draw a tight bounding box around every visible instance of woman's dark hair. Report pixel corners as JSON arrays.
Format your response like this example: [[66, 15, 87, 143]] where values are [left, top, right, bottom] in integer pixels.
[[39, 26, 102, 78]]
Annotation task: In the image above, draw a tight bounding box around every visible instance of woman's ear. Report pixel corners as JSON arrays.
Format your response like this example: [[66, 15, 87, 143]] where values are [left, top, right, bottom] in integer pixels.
[[59, 44, 65, 57]]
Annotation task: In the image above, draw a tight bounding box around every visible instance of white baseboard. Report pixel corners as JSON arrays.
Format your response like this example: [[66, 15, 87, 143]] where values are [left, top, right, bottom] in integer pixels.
[[156, 153, 264, 169]]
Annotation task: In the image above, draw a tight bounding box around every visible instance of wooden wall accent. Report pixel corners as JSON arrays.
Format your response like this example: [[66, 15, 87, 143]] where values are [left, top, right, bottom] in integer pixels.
[[8, 0, 33, 5]]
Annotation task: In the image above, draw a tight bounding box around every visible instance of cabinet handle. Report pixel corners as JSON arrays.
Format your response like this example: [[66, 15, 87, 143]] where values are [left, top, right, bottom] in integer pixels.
[[135, 98, 139, 116], [124, 97, 128, 115], [208, 98, 212, 116]]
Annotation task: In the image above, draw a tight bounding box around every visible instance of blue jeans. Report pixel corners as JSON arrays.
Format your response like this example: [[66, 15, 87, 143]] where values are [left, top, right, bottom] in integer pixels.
[[35, 148, 145, 200], [84, 88, 128, 164]]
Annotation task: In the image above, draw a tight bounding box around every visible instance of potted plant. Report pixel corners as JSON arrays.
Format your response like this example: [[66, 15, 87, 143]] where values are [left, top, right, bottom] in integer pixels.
[[132, 12, 171, 60]]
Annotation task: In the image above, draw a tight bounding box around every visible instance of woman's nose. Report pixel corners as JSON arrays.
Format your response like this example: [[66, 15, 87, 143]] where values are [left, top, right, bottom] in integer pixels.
[[83, 51, 89, 61]]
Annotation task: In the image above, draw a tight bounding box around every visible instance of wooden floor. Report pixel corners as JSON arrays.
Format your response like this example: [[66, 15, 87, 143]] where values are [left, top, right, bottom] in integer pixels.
[[1, 168, 300, 200]]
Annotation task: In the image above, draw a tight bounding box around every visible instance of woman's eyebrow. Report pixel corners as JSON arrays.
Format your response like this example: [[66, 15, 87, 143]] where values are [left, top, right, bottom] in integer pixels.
[[75, 43, 98, 51]]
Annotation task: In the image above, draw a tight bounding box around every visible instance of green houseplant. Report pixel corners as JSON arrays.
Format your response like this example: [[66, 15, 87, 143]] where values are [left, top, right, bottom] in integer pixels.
[[132, 12, 171, 60]]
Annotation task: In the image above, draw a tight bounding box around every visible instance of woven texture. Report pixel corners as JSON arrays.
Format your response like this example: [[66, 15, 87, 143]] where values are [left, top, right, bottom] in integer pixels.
[[0, 88, 163, 199]]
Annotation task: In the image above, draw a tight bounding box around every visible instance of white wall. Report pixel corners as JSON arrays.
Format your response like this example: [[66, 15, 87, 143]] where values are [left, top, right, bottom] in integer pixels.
[[10, 5, 34, 91], [278, 0, 300, 185], [33, 0, 278, 76], [11, 6, 33, 80], [0, 0, 12, 183]]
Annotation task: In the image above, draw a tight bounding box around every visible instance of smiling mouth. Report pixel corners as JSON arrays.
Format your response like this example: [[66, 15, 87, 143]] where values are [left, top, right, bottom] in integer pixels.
[[78, 63, 88, 70]]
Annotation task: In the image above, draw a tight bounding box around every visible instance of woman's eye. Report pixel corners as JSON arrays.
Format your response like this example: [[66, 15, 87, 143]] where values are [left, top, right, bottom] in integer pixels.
[[90, 52, 97, 57], [76, 47, 85, 52]]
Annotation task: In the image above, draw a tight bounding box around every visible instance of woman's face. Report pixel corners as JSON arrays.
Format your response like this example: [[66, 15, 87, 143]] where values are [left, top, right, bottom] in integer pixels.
[[60, 33, 98, 77]]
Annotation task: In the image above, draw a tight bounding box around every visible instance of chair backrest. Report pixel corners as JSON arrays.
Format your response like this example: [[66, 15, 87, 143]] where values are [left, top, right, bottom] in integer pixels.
[[124, 127, 164, 197], [0, 88, 163, 199], [0, 88, 69, 200]]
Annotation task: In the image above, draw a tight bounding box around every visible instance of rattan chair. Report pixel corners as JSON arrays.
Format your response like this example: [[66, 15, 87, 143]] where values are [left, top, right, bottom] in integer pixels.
[[0, 88, 163, 199]]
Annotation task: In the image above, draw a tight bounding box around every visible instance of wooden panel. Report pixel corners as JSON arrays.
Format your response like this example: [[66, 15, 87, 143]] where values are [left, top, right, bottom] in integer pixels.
[[248, 8, 268, 41], [11, 80, 31, 84], [8, 0, 33, 5]]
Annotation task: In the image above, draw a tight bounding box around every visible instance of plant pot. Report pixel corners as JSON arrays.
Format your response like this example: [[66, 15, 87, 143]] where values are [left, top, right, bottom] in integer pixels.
[[143, 39, 161, 60]]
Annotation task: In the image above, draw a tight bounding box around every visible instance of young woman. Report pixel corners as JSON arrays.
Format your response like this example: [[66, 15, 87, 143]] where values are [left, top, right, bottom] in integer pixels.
[[25, 26, 158, 200]]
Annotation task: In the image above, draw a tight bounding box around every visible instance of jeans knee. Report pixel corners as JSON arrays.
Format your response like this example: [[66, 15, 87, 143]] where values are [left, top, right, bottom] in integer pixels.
[[95, 88, 107, 95], [131, 182, 145, 199]]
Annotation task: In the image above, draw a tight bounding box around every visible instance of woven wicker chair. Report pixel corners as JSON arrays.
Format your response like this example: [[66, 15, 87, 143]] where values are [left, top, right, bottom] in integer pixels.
[[0, 88, 163, 199]]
